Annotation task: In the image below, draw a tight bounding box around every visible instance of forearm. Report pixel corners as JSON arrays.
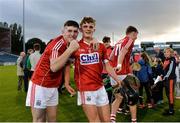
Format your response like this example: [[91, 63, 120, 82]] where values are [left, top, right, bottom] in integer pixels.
[[117, 48, 126, 65], [64, 64, 71, 86], [164, 61, 174, 79], [105, 62, 120, 83], [109, 48, 115, 61], [50, 48, 73, 72], [117, 38, 133, 65]]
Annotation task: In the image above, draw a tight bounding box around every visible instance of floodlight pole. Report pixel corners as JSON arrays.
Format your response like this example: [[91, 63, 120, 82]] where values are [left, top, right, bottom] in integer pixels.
[[23, 0, 25, 52], [112, 32, 114, 46]]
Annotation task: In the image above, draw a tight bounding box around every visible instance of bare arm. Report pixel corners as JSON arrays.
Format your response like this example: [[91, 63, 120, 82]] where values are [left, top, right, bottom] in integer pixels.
[[116, 38, 134, 72], [118, 38, 133, 65], [64, 63, 76, 95], [64, 63, 71, 85], [109, 48, 115, 61], [50, 40, 79, 72], [105, 62, 122, 86]]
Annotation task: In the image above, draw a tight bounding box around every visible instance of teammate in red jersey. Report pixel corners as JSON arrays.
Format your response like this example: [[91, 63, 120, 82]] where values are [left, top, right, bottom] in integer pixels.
[[26, 20, 80, 122], [101, 36, 114, 102], [65, 17, 121, 122], [110, 26, 139, 123]]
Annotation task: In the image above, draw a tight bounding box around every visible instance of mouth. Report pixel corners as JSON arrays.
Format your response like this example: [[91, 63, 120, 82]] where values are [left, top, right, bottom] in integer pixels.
[[85, 32, 92, 35]]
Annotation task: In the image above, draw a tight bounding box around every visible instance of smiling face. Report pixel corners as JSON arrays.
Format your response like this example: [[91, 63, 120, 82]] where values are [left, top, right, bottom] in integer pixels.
[[63, 26, 79, 43], [80, 22, 95, 39], [164, 49, 171, 58]]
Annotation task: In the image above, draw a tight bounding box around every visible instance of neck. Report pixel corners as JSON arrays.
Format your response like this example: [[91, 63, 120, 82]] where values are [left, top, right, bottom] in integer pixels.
[[83, 37, 93, 44]]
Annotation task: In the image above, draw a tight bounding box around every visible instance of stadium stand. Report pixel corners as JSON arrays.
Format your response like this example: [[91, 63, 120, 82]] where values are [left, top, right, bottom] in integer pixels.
[[0, 51, 18, 65]]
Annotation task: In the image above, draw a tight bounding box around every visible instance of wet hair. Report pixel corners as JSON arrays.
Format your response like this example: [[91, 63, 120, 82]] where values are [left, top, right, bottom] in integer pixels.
[[102, 36, 111, 43], [126, 26, 138, 35], [80, 16, 96, 27], [64, 20, 79, 28]]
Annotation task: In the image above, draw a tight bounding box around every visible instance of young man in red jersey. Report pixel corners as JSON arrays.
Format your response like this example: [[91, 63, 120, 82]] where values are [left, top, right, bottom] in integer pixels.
[[110, 26, 139, 123], [102, 36, 114, 102], [26, 20, 80, 122], [65, 17, 122, 122]]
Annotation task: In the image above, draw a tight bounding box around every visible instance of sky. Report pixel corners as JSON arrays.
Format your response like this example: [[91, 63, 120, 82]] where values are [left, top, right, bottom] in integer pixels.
[[0, 0, 180, 45]]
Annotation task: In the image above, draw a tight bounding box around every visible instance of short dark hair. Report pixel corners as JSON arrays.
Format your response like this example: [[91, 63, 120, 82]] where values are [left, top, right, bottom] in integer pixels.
[[126, 26, 138, 35], [102, 36, 111, 43], [64, 20, 79, 28]]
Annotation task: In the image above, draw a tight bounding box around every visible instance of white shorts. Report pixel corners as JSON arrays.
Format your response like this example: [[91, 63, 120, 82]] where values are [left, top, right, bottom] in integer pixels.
[[26, 81, 58, 109], [110, 75, 127, 86], [77, 86, 109, 106]]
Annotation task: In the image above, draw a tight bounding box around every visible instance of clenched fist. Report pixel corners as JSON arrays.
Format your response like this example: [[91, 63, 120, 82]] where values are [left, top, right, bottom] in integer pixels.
[[68, 40, 80, 53]]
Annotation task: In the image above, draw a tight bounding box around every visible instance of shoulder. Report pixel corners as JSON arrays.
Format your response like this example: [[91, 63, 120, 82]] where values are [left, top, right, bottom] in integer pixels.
[[99, 43, 106, 50], [122, 36, 133, 46], [49, 36, 65, 47]]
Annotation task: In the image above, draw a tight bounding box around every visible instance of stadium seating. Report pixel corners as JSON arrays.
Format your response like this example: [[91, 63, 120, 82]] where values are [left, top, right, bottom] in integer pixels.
[[0, 51, 18, 65]]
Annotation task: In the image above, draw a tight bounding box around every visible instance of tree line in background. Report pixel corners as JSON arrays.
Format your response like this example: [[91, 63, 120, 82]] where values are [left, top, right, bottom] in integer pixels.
[[0, 22, 46, 55]]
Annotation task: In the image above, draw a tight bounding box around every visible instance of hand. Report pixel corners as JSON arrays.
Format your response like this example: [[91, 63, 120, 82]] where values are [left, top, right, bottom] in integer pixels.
[[90, 38, 99, 51], [115, 64, 122, 73], [68, 40, 79, 53], [112, 80, 122, 89], [159, 76, 163, 81], [65, 84, 76, 96]]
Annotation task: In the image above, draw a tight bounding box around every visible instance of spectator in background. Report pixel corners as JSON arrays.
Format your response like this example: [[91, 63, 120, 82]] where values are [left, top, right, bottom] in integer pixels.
[[22, 48, 34, 92], [151, 58, 164, 104], [154, 46, 165, 62], [162, 47, 176, 115], [17, 52, 26, 91], [174, 51, 180, 99], [133, 51, 141, 62], [137, 52, 154, 109], [27, 43, 41, 78]]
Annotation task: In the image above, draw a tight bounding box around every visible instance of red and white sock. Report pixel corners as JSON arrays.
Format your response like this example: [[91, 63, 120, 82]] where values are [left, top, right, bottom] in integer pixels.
[[117, 108, 123, 113], [131, 118, 137, 123], [110, 114, 116, 123]]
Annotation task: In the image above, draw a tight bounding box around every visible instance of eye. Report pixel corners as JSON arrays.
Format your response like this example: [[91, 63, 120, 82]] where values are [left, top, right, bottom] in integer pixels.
[[68, 30, 73, 33], [83, 25, 88, 28], [89, 26, 94, 29], [74, 30, 78, 33]]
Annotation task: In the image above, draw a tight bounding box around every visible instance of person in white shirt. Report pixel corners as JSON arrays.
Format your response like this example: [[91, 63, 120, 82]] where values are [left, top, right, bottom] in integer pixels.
[[17, 51, 26, 91], [29, 43, 41, 78]]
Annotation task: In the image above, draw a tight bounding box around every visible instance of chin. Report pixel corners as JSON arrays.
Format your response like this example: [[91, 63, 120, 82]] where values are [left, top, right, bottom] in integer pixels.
[[84, 35, 92, 39]]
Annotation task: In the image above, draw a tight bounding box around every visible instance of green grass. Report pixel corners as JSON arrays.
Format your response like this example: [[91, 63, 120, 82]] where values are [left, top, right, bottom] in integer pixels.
[[0, 65, 180, 122]]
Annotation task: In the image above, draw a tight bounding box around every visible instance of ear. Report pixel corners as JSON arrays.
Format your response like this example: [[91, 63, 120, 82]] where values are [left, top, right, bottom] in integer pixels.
[[93, 28, 96, 32]]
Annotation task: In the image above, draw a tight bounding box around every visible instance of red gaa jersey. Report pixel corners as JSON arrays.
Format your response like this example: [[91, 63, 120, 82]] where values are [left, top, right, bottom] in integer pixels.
[[31, 35, 67, 88], [73, 39, 108, 91], [112, 36, 134, 75], [102, 46, 113, 74]]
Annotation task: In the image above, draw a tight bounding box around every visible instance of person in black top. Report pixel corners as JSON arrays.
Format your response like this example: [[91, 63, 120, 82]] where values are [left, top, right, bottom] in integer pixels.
[[162, 47, 176, 115]]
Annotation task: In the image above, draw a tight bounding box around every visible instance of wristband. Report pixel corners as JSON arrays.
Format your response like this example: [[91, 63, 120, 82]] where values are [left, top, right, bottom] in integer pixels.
[[117, 64, 122, 68]]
